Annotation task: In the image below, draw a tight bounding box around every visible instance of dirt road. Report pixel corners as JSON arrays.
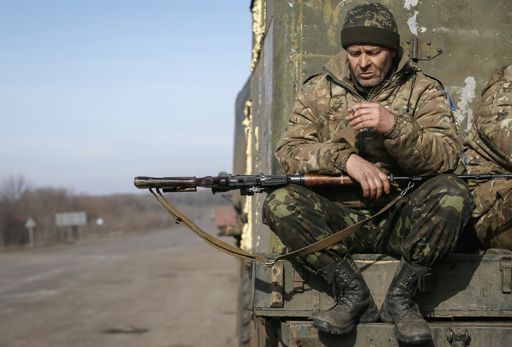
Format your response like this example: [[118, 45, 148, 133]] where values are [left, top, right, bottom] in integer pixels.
[[0, 225, 240, 347]]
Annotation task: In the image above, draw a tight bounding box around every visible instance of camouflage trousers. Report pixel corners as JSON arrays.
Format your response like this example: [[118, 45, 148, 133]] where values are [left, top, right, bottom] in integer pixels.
[[471, 179, 512, 250], [263, 175, 473, 274]]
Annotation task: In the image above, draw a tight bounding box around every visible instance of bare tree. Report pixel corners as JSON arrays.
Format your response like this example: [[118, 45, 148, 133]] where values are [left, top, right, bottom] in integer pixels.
[[0, 175, 29, 246], [0, 175, 28, 202], [0, 175, 227, 247]]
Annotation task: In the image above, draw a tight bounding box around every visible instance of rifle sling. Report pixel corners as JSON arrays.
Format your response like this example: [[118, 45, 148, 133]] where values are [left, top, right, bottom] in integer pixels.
[[151, 188, 404, 265]]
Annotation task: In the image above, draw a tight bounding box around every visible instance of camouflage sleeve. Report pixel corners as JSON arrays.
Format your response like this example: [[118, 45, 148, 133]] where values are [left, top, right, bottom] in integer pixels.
[[475, 66, 512, 168], [274, 76, 356, 175], [383, 79, 460, 175]]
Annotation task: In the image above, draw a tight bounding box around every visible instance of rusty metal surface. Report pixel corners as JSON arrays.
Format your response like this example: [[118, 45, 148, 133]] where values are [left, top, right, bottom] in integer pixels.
[[280, 321, 512, 347], [253, 251, 512, 318], [237, 2, 512, 343], [253, 260, 335, 315], [270, 261, 285, 307]]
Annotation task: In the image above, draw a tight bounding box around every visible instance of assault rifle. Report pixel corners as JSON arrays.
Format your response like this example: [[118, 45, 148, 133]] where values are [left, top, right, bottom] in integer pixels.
[[133, 173, 512, 195], [133, 172, 512, 263]]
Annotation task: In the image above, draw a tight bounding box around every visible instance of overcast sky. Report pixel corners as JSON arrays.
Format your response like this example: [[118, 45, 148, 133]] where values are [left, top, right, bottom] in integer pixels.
[[0, 0, 251, 195]]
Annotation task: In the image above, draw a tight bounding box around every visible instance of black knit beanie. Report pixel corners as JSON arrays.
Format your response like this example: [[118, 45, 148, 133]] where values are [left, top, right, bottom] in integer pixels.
[[340, 3, 400, 51]]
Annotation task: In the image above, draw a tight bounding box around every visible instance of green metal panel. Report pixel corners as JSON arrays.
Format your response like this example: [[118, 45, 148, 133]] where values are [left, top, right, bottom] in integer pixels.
[[245, 0, 512, 253], [236, 1, 512, 344], [281, 321, 512, 347], [253, 251, 512, 318]]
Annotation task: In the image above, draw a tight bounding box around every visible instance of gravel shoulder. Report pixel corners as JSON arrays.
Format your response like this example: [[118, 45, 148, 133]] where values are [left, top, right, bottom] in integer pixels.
[[0, 226, 240, 347]]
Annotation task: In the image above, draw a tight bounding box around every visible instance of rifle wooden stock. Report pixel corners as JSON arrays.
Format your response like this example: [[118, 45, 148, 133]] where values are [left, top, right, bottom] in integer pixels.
[[301, 173, 354, 186]]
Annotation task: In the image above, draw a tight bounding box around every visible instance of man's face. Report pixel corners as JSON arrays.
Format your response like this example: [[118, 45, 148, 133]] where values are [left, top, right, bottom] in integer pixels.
[[346, 45, 396, 87]]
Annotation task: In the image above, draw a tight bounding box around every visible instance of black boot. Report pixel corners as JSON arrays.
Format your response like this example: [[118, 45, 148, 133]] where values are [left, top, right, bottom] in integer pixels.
[[380, 259, 432, 344], [313, 257, 379, 335]]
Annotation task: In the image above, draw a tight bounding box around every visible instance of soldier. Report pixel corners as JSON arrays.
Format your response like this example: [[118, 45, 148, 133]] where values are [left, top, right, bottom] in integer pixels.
[[262, 3, 473, 344], [464, 65, 512, 251]]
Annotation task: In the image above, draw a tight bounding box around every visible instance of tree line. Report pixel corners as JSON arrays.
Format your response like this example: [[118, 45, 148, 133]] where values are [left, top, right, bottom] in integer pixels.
[[0, 176, 228, 247]]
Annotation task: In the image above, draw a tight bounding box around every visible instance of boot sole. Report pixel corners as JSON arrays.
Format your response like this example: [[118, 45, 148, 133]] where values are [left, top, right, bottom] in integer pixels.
[[395, 327, 432, 345], [312, 319, 355, 335], [312, 306, 379, 335], [383, 314, 432, 344], [381, 307, 432, 344]]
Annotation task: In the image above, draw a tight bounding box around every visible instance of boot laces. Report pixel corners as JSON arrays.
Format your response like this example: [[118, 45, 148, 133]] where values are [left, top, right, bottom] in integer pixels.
[[393, 269, 427, 320], [332, 269, 363, 306]]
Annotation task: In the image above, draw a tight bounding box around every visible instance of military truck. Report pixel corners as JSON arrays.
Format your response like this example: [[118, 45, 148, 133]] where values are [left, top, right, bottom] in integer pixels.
[[233, 1, 512, 346]]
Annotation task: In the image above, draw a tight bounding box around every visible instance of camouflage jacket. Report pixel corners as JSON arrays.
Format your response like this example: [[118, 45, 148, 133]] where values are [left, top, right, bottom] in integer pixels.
[[464, 65, 512, 218], [275, 50, 461, 206], [465, 66, 512, 176]]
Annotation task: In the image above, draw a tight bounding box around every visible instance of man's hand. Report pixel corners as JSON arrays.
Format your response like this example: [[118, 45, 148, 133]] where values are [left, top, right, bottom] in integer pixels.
[[347, 102, 395, 134], [346, 154, 391, 199]]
